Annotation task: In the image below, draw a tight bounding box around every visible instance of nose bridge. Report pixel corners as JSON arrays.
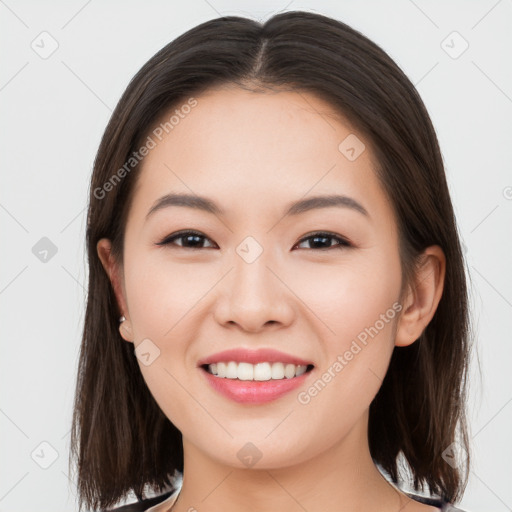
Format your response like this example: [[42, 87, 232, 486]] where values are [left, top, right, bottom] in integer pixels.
[[231, 235, 277, 303], [216, 234, 293, 330]]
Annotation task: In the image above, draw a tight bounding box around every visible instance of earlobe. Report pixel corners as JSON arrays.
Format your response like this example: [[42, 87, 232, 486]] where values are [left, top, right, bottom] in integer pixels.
[[118, 316, 134, 342], [96, 238, 134, 343], [394, 246, 446, 347]]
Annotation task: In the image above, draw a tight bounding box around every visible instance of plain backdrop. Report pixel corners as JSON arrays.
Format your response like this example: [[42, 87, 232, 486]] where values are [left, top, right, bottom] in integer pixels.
[[1, 1, 511, 511]]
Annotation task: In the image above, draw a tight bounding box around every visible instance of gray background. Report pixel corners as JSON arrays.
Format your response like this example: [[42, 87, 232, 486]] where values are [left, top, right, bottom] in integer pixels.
[[1, 1, 511, 511]]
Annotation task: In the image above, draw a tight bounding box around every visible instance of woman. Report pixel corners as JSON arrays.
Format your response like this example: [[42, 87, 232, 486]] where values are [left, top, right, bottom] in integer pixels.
[[70, 10, 472, 512]]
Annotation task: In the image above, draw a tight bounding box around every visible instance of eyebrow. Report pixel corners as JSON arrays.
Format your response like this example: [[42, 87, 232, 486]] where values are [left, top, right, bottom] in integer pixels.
[[145, 192, 369, 221]]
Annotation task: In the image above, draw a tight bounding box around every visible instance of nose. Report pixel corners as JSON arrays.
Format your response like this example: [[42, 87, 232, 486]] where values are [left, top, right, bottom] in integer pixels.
[[213, 249, 295, 333]]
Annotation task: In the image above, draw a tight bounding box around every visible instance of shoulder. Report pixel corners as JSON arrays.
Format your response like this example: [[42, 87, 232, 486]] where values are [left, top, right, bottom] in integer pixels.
[[405, 491, 469, 511], [103, 490, 176, 512], [104, 488, 468, 512]]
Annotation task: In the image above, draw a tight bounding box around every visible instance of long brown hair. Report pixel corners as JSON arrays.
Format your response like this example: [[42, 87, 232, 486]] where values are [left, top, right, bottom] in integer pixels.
[[70, 10, 472, 511]]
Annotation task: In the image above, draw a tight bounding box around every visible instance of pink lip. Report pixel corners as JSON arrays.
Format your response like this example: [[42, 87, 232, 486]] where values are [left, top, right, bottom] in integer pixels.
[[197, 348, 314, 404], [197, 348, 313, 367], [200, 366, 313, 404]]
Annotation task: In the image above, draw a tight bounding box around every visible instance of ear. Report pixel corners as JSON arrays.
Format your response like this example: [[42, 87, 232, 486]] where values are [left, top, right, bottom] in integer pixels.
[[395, 245, 446, 347], [96, 238, 134, 342]]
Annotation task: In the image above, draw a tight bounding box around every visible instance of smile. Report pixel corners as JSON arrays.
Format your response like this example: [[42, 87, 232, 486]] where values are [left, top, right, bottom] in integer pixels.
[[203, 361, 313, 381], [197, 347, 315, 403]]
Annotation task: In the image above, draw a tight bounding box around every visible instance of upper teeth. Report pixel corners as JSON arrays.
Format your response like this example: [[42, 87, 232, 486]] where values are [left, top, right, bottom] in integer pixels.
[[208, 362, 308, 381]]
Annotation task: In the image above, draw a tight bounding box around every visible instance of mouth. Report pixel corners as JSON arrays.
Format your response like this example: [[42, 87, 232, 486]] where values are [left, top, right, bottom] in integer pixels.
[[197, 348, 315, 403], [201, 362, 315, 381]]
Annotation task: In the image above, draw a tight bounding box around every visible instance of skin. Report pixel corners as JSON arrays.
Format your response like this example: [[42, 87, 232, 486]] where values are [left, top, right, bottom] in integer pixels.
[[97, 85, 445, 512]]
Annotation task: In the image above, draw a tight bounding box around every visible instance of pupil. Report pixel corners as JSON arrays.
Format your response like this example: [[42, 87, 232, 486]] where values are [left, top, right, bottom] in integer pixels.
[[186, 235, 202, 247], [312, 236, 329, 248]]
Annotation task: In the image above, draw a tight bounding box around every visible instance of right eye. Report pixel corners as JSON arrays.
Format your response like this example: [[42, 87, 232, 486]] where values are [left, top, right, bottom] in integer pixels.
[[155, 230, 217, 249]]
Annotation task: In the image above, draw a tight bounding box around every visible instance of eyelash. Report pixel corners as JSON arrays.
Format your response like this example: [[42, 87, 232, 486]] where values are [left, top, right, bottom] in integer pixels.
[[155, 230, 352, 251]]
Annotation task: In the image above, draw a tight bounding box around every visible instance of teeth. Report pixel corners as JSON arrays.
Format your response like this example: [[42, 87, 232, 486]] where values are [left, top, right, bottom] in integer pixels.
[[226, 361, 238, 379], [254, 362, 272, 380], [207, 361, 309, 380], [284, 363, 296, 379], [271, 362, 285, 379]]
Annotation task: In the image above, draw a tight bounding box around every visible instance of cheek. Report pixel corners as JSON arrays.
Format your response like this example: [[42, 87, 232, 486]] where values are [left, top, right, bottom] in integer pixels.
[[121, 252, 209, 432], [122, 250, 217, 407], [290, 250, 402, 344], [289, 250, 402, 400], [123, 250, 216, 340], [290, 276, 400, 447]]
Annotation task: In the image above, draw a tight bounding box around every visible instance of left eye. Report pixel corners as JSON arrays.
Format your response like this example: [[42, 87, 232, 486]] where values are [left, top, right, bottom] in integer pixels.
[[294, 232, 351, 250], [156, 230, 351, 250]]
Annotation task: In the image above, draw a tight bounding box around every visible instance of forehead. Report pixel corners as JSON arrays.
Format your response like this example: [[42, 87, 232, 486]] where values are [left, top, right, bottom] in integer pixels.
[[128, 86, 395, 229]]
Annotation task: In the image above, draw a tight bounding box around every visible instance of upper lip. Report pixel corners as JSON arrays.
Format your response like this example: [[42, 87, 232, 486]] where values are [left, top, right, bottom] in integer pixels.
[[197, 348, 314, 367]]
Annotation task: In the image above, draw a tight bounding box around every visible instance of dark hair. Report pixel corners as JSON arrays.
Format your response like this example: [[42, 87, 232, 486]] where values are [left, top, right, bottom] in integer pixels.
[[70, 10, 472, 511]]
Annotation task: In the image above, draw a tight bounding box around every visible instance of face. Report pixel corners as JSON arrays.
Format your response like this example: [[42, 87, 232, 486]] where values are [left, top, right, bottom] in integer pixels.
[[100, 85, 408, 469]]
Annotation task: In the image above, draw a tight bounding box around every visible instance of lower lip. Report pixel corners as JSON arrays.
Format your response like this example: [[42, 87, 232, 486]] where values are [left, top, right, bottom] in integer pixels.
[[200, 367, 312, 404]]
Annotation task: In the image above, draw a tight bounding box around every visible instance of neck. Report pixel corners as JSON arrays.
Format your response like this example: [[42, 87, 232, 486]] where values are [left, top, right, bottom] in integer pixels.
[[170, 411, 407, 512]]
